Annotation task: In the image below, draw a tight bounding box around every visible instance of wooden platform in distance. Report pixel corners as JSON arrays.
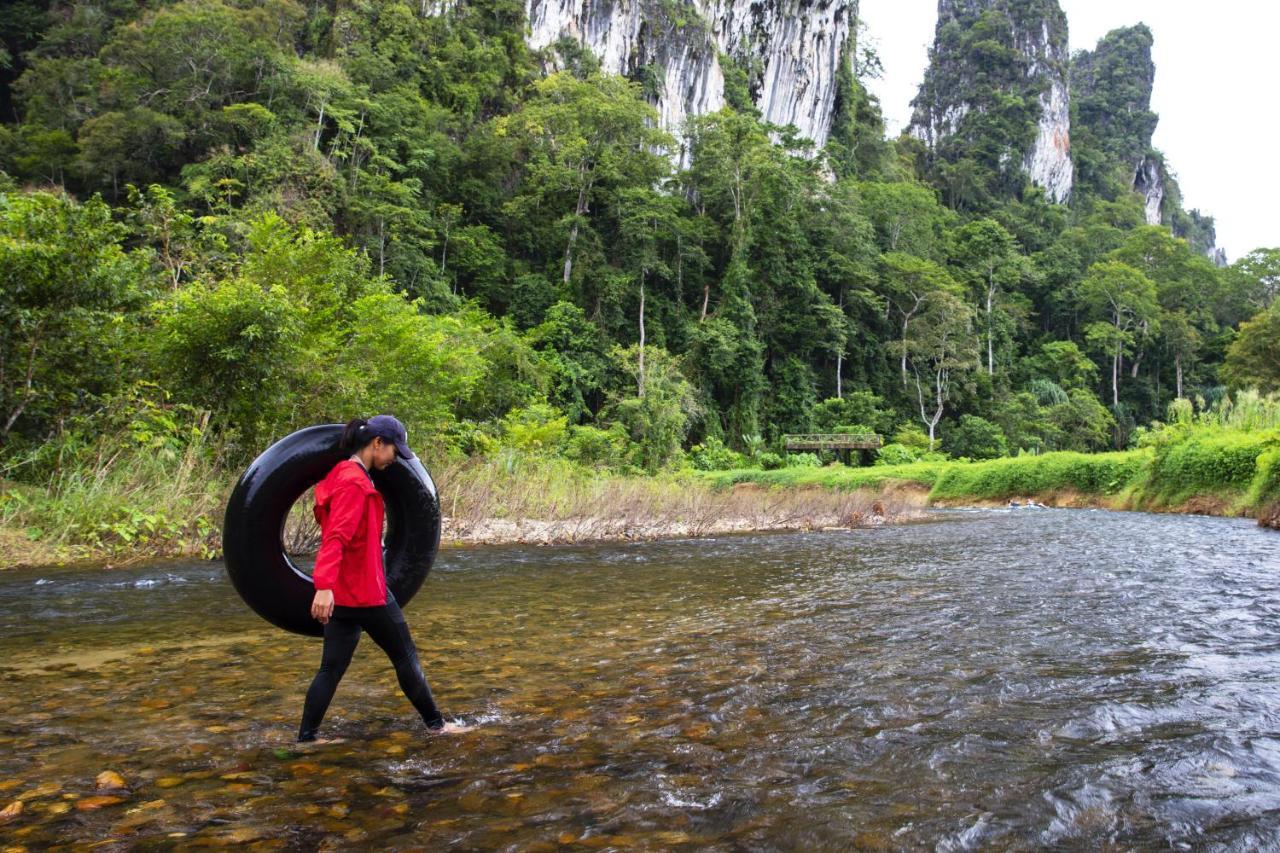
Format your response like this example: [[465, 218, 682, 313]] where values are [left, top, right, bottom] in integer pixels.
[[783, 433, 883, 451]]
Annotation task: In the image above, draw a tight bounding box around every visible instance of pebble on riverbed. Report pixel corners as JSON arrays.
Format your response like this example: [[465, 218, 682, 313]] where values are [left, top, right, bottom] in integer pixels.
[[95, 770, 127, 791]]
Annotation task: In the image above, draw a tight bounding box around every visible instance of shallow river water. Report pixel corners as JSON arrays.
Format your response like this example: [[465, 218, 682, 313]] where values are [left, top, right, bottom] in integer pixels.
[[2, 509, 1279, 849]]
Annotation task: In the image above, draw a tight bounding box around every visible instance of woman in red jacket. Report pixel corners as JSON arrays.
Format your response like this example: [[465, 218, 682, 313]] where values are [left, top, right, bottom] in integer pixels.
[[299, 414, 465, 742]]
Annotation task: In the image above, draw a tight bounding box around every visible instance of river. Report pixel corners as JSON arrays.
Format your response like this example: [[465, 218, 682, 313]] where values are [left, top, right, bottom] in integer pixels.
[[1, 509, 1278, 848]]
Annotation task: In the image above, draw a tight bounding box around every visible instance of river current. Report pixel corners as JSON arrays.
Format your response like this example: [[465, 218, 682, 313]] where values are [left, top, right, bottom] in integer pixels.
[[1, 508, 1278, 849]]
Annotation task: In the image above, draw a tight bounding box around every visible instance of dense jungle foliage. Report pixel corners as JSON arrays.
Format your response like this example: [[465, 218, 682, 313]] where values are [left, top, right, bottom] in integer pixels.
[[1, 0, 1277, 491]]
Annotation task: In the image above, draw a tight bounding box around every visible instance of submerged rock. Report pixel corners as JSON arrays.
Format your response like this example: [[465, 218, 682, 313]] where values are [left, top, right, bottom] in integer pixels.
[[76, 795, 127, 811], [95, 770, 127, 791]]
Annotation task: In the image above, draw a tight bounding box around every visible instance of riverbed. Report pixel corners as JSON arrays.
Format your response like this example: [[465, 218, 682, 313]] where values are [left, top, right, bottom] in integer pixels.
[[1, 509, 1278, 848]]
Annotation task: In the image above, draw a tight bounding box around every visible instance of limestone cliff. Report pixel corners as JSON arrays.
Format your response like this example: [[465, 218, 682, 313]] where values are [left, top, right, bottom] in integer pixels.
[[1073, 25, 1222, 259], [525, 0, 854, 153], [909, 0, 1073, 203]]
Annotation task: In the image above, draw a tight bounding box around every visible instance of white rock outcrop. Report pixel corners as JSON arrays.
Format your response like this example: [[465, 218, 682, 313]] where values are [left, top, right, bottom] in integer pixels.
[[1134, 154, 1164, 226], [525, 0, 854, 153], [1018, 20, 1072, 203], [910, 0, 1074, 204]]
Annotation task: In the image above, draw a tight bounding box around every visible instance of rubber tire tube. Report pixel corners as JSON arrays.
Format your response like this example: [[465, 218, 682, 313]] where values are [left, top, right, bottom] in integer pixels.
[[222, 424, 441, 637]]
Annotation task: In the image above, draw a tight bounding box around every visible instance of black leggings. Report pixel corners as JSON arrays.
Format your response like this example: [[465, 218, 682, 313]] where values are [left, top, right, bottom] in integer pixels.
[[298, 597, 443, 741]]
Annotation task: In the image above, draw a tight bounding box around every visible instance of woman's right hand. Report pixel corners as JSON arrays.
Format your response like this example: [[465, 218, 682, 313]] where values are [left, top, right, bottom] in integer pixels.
[[311, 588, 335, 624]]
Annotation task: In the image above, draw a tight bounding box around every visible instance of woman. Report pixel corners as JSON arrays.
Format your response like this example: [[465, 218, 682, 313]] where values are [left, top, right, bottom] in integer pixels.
[[298, 414, 465, 742]]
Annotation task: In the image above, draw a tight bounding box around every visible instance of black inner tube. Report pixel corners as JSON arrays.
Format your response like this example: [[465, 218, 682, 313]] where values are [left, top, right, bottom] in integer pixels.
[[222, 424, 441, 637]]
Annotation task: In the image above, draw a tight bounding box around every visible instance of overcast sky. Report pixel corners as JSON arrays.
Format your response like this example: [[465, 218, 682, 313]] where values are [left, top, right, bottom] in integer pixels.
[[858, 0, 1280, 261]]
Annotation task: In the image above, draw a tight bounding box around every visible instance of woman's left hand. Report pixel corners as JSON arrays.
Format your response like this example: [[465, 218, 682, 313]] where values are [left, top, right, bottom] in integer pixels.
[[311, 589, 335, 624]]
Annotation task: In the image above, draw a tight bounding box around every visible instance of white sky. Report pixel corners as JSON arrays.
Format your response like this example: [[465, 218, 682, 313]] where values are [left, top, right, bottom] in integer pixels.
[[858, 0, 1280, 261]]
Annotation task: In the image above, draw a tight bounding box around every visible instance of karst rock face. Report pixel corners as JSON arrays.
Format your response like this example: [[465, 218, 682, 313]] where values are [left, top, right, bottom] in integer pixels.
[[1073, 24, 1163, 223], [909, 0, 1073, 203], [525, 0, 854, 154], [1072, 24, 1222, 259]]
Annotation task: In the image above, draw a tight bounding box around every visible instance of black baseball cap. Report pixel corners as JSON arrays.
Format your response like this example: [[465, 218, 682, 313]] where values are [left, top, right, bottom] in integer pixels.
[[365, 414, 415, 460]]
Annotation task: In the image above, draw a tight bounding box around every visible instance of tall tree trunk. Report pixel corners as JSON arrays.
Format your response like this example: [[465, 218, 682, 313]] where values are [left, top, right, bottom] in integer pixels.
[[637, 275, 646, 398], [313, 101, 325, 151], [375, 217, 386, 277], [901, 317, 910, 386], [562, 168, 592, 286], [1176, 352, 1184, 399], [986, 282, 995, 375], [836, 289, 844, 399], [1112, 343, 1120, 408]]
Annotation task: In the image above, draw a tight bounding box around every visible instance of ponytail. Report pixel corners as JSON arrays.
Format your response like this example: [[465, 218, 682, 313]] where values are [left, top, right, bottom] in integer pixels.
[[339, 418, 372, 453]]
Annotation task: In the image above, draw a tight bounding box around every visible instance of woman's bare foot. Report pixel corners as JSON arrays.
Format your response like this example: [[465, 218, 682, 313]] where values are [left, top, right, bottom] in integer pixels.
[[296, 736, 347, 747]]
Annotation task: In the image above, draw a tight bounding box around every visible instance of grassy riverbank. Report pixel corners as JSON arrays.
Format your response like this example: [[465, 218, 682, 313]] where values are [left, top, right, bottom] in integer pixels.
[[3, 410, 1276, 569], [0, 448, 929, 569], [706, 429, 1280, 527]]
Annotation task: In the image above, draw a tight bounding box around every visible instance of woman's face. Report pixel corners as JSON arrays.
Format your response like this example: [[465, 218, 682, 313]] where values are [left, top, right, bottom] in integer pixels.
[[371, 437, 398, 470]]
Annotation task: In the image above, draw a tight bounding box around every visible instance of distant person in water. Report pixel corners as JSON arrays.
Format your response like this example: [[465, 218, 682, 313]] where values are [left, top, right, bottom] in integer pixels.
[[298, 415, 467, 742]]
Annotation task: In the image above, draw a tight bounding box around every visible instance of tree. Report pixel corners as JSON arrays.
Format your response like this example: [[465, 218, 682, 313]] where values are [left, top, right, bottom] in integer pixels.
[[857, 180, 950, 258], [498, 72, 671, 293], [527, 301, 610, 423], [948, 218, 1022, 375], [897, 288, 979, 449], [1221, 303, 1280, 394], [0, 191, 150, 439], [1027, 340, 1098, 391], [1229, 248, 1280, 313], [881, 252, 960, 386], [944, 414, 1007, 460], [1046, 388, 1116, 452], [603, 344, 700, 472], [1077, 260, 1159, 407], [614, 187, 680, 397]]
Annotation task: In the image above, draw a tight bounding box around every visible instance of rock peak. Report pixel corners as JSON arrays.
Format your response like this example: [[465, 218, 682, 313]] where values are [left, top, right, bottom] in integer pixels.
[[525, 0, 855, 154], [910, 0, 1073, 204]]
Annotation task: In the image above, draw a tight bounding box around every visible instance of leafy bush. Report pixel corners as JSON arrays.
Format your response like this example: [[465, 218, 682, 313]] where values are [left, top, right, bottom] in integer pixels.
[[688, 437, 746, 471], [875, 443, 920, 466], [499, 403, 569, 454], [944, 415, 1008, 460], [757, 451, 785, 470], [1248, 448, 1280, 507], [786, 452, 822, 468], [892, 425, 933, 451], [563, 423, 629, 468]]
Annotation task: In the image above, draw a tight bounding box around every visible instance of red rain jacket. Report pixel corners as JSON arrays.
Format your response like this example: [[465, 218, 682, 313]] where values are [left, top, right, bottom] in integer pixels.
[[311, 460, 387, 607]]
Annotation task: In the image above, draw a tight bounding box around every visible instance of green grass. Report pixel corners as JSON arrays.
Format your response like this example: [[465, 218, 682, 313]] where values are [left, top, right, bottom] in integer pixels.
[[697, 427, 1280, 525], [695, 461, 949, 491], [6, 422, 1279, 568], [929, 450, 1151, 502], [1135, 429, 1280, 508], [0, 438, 227, 565]]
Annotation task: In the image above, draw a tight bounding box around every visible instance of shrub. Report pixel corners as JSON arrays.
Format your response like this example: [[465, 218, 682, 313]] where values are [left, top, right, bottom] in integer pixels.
[[1248, 448, 1280, 507], [563, 423, 629, 468], [688, 437, 746, 471], [892, 424, 932, 451], [944, 415, 1008, 460], [757, 451, 785, 470], [786, 452, 822, 468], [875, 443, 920, 466], [499, 404, 569, 454]]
